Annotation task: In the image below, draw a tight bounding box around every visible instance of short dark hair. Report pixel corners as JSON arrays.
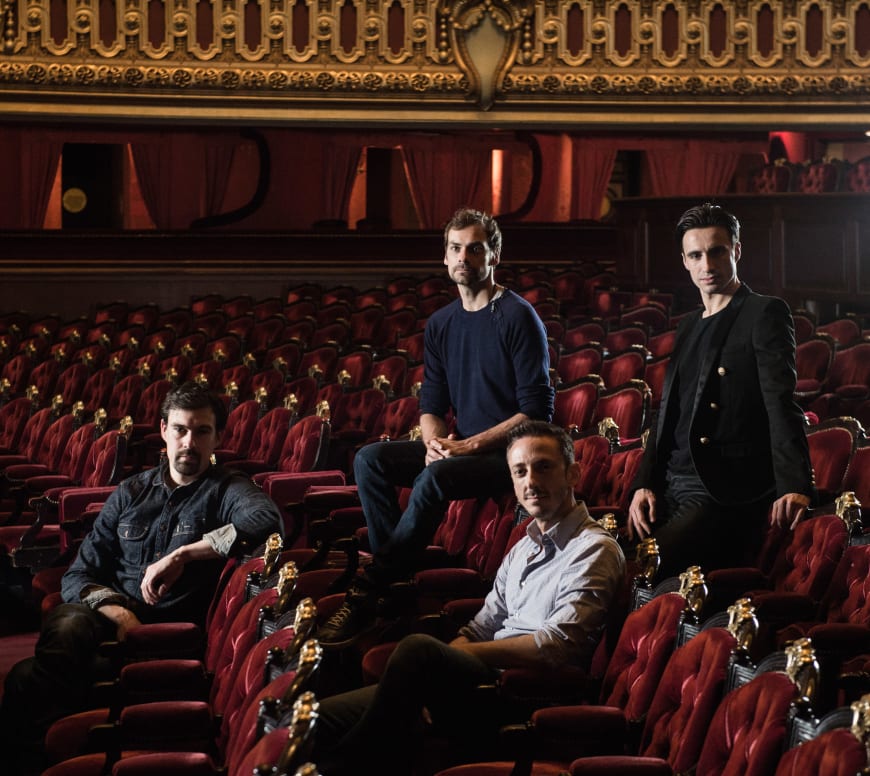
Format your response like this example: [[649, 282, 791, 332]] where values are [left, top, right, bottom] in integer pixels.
[[443, 207, 502, 258], [160, 381, 227, 431], [506, 420, 574, 469], [675, 203, 741, 248]]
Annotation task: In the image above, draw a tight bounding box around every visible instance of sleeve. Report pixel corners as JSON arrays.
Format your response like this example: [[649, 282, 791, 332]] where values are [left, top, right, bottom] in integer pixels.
[[203, 523, 238, 556], [753, 298, 815, 498], [419, 313, 451, 419], [61, 485, 130, 606], [459, 545, 513, 642], [505, 299, 554, 421], [534, 535, 625, 665], [214, 474, 283, 548]]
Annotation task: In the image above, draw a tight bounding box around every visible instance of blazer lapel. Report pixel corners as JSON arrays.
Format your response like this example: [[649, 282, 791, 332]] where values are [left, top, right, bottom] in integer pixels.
[[655, 308, 702, 442]]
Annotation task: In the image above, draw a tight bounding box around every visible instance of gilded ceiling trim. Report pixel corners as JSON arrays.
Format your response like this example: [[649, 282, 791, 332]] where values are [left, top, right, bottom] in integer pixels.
[[0, 0, 868, 125]]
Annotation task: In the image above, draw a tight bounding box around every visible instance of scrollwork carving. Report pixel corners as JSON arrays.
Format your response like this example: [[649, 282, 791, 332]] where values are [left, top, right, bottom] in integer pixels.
[[0, 0, 867, 115]]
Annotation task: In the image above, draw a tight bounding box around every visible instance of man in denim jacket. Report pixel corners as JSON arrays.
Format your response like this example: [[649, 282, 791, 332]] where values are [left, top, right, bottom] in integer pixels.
[[1, 382, 282, 774]]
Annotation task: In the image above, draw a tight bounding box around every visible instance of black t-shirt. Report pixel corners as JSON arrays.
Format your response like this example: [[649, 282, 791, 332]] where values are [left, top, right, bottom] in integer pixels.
[[664, 312, 720, 478]]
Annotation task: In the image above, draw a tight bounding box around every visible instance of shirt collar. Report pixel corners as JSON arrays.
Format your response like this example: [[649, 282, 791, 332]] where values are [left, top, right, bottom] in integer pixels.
[[525, 502, 592, 551]]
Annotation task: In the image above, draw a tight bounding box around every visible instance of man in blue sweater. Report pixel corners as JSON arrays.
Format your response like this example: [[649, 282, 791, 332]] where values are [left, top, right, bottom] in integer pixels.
[[318, 207, 554, 645]]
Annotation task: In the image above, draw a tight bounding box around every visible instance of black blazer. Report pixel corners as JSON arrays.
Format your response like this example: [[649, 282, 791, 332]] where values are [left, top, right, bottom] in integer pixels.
[[632, 284, 814, 506]]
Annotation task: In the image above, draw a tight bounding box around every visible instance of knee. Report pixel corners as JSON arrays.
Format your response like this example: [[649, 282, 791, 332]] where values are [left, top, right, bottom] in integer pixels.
[[353, 442, 386, 480], [386, 633, 444, 674], [37, 604, 104, 669]]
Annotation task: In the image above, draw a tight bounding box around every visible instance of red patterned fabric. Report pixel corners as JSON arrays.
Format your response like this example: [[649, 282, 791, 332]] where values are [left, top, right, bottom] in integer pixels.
[[767, 514, 848, 600], [213, 399, 260, 463], [846, 156, 870, 192], [54, 363, 90, 408], [775, 727, 866, 776], [563, 322, 607, 351], [817, 318, 861, 349], [621, 305, 669, 334], [751, 163, 793, 193], [106, 374, 145, 424], [0, 406, 54, 469], [553, 379, 600, 432], [640, 628, 736, 772], [605, 327, 648, 353], [841, 443, 870, 505], [588, 447, 645, 516], [695, 672, 794, 776], [222, 407, 293, 474], [219, 624, 299, 740], [600, 351, 646, 389], [600, 593, 686, 717], [28, 357, 60, 398], [79, 368, 117, 414], [269, 414, 326, 473], [593, 385, 650, 442], [374, 395, 420, 441], [796, 161, 841, 193], [0, 397, 33, 452], [298, 345, 340, 383], [807, 423, 856, 497], [818, 544, 870, 626], [558, 346, 604, 385]]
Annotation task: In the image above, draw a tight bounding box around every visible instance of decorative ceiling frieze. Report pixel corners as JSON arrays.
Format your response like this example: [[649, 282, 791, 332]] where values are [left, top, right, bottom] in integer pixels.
[[0, 0, 868, 127]]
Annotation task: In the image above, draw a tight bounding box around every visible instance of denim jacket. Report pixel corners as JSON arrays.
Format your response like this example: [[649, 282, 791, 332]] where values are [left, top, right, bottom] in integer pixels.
[[61, 463, 282, 623]]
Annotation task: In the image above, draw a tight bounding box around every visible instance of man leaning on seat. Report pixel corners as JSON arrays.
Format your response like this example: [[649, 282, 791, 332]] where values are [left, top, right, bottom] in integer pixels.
[[317, 207, 556, 646], [312, 420, 626, 775], [0, 382, 283, 776], [627, 202, 814, 579]]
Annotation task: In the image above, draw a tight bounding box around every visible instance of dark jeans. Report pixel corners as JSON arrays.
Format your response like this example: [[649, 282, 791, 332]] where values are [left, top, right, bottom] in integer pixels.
[[0, 603, 116, 775], [313, 634, 499, 775], [353, 440, 513, 586], [652, 474, 769, 579]]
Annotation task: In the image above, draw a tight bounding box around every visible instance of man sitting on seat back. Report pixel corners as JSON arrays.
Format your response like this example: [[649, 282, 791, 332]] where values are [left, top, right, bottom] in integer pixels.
[[318, 207, 555, 646]]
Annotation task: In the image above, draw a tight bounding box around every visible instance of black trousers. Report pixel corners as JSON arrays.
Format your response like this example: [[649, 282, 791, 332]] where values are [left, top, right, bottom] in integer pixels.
[[651, 474, 769, 580], [312, 633, 500, 775], [0, 603, 116, 776]]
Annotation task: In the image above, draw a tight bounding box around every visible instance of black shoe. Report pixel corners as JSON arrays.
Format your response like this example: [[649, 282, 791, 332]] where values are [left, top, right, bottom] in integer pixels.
[[317, 588, 377, 646]]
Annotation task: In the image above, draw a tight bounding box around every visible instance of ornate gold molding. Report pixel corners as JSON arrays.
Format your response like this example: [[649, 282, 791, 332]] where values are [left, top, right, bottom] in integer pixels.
[[1, 0, 868, 124]]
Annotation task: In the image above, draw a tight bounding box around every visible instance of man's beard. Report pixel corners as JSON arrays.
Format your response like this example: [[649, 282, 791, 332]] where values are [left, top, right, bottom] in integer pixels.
[[174, 452, 201, 475]]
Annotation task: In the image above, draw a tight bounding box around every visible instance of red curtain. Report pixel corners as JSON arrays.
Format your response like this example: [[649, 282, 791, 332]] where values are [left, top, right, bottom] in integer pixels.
[[401, 135, 491, 229], [132, 133, 239, 228], [645, 139, 746, 196], [524, 133, 571, 222], [203, 138, 237, 217], [0, 128, 62, 229], [570, 138, 618, 221], [322, 140, 362, 223]]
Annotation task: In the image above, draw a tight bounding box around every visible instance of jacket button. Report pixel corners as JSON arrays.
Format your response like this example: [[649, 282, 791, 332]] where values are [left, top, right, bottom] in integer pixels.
[[717, 367, 727, 376], [710, 402, 719, 411], [700, 436, 710, 445]]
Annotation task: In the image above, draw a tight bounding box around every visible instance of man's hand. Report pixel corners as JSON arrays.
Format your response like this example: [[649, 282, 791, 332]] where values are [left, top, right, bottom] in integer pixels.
[[769, 492, 811, 529], [140, 549, 185, 606], [97, 604, 142, 641], [627, 488, 657, 541], [425, 434, 469, 465]]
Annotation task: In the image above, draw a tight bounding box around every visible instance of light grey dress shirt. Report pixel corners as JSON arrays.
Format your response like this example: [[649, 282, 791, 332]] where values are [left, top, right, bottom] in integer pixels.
[[459, 502, 625, 666]]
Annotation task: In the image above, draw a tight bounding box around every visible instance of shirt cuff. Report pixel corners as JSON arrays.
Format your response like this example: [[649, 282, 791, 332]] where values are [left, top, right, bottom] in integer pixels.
[[204, 524, 238, 556], [81, 585, 129, 611]]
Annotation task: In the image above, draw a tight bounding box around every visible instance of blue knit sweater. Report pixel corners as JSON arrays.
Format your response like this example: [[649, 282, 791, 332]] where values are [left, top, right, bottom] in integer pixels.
[[420, 289, 554, 440]]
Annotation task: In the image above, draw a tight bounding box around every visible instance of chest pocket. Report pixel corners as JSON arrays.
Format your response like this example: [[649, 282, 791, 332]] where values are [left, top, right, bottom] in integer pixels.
[[118, 519, 149, 566], [173, 513, 205, 539]]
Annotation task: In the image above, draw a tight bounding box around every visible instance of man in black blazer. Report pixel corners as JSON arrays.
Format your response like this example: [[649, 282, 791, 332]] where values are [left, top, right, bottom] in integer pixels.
[[628, 203, 814, 578]]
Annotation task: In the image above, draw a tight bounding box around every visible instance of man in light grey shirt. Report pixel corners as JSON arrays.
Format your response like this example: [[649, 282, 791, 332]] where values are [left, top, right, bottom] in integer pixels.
[[312, 420, 625, 775]]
